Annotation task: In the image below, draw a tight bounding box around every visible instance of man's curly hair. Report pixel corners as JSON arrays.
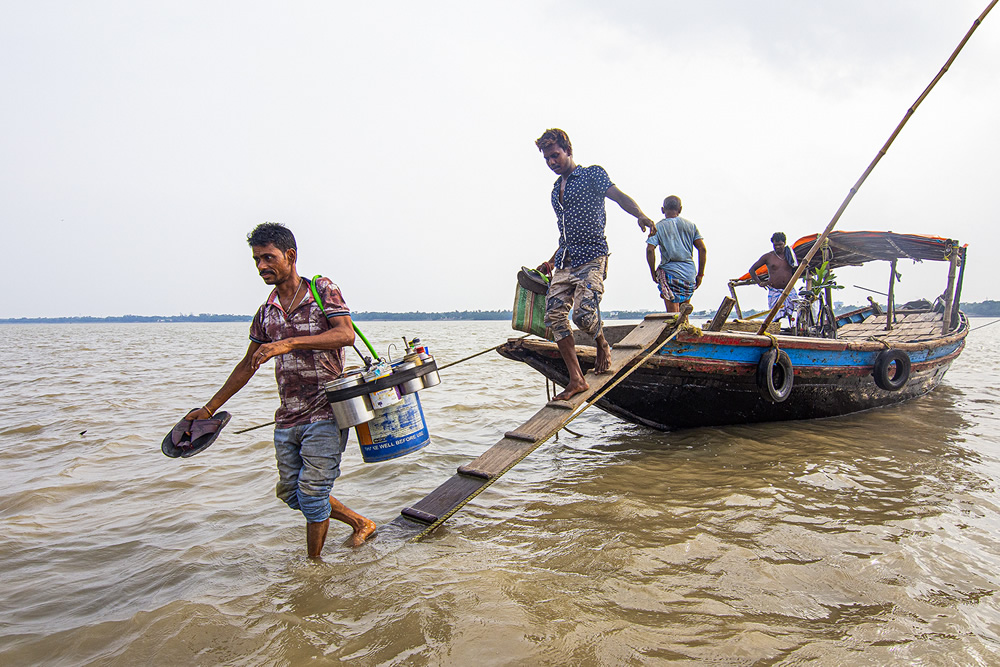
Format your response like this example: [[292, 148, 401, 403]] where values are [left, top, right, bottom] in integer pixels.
[[247, 222, 297, 253], [535, 128, 572, 156]]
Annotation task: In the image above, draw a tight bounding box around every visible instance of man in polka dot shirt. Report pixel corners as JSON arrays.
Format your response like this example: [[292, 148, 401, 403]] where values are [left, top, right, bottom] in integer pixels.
[[535, 128, 655, 401]]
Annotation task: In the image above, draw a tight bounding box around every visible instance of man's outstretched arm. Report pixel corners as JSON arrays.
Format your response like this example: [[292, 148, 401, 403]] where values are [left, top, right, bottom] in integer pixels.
[[606, 185, 654, 233], [185, 341, 261, 420]]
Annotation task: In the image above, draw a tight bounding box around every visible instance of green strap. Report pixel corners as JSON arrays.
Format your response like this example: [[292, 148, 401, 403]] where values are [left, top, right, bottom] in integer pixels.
[[309, 275, 379, 359]]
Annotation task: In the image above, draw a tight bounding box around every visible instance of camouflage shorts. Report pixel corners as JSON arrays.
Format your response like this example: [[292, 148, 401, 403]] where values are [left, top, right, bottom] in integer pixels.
[[544, 256, 608, 342]]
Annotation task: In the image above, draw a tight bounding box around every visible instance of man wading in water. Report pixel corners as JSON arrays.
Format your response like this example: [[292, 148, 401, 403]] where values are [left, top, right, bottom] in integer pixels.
[[182, 222, 375, 556], [535, 128, 655, 400]]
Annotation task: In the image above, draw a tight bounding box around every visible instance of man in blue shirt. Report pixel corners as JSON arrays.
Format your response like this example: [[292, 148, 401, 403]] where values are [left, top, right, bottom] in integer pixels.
[[535, 128, 655, 400], [646, 195, 707, 312]]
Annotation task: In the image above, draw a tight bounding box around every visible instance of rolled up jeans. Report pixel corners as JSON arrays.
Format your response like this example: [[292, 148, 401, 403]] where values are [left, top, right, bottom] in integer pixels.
[[273, 419, 348, 523]]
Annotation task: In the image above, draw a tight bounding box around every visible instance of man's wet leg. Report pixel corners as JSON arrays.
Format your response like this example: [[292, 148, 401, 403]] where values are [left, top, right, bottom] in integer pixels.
[[554, 335, 589, 400], [330, 496, 376, 547], [306, 519, 330, 559], [594, 332, 613, 374]]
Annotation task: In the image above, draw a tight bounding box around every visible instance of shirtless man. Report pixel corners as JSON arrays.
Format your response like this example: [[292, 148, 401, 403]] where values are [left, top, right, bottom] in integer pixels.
[[535, 128, 655, 400], [749, 232, 799, 327]]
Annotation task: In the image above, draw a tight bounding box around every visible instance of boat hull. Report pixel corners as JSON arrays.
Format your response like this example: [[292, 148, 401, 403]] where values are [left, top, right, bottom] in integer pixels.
[[498, 317, 967, 431]]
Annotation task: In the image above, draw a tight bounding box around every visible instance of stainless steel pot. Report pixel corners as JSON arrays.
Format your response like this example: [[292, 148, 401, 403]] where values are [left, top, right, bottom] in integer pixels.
[[405, 351, 440, 389], [324, 372, 375, 427], [391, 360, 424, 395]]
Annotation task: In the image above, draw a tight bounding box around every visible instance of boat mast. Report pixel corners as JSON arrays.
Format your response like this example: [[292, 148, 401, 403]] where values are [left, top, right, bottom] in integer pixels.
[[950, 246, 968, 331], [885, 259, 897, 331], [757, 0, 997, 335], [941, 241, 961, 334]]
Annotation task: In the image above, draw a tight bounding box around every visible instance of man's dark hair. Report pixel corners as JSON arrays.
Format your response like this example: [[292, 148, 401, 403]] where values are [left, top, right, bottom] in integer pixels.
[[662, 195, 682, 212], [771, 232, 786, 244], [247, 222, 297, 252], [535, 128, 573, 156]]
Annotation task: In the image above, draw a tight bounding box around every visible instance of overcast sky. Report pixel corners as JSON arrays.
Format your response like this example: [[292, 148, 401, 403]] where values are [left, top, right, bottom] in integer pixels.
[[2, 1, 997, 318]]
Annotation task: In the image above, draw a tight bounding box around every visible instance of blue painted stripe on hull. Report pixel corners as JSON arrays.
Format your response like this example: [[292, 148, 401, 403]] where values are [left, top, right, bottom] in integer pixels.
[[656, 339, 963, 367]]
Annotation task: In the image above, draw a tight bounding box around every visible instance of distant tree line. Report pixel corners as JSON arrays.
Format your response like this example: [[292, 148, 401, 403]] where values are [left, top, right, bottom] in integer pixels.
[[0, 313, 252, 324], [962, 300, 1000, 316], [2, 301, 997, 323], [352, 310, 511, 321]]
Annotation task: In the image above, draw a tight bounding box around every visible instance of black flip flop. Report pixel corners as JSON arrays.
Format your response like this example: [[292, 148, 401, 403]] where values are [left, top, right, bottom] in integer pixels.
[[161, 412, 232, 458], [517, 266, 550, 295]]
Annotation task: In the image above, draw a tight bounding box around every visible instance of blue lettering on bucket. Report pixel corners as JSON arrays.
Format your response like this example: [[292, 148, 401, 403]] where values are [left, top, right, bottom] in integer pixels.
[[356, 393, 432, 462]]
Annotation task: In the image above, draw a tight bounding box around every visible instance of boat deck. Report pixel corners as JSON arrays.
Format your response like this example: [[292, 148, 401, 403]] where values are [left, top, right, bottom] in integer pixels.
[[837, 311, 944, 342]]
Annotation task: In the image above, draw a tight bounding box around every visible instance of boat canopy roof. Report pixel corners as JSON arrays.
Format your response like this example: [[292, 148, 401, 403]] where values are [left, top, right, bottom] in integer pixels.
[[734, 231, 962, 282]]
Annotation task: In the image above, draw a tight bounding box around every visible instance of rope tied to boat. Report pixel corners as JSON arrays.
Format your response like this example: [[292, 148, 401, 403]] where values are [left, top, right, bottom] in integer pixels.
[[762, 332, 780, 349], [865, 336, 892, 349]]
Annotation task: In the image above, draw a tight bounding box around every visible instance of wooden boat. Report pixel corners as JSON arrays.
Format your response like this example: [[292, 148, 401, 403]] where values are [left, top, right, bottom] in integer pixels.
[[498, 231, 968, 430]]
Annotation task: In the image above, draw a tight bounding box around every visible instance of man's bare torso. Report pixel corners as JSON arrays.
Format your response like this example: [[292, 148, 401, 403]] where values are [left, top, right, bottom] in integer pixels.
[[759, 251, 795, 288]]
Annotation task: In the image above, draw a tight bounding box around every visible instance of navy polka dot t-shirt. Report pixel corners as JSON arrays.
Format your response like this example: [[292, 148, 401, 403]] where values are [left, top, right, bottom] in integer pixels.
[[550, 165, 614, 268]]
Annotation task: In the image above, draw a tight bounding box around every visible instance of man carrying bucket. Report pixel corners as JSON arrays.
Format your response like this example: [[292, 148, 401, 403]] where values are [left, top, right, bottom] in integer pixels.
[[181, 222, 376, 556], [535, 128, 655, 400]]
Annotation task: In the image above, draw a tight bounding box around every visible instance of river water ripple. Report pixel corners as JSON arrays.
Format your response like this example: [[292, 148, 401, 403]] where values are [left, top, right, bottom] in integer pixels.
[[1, 320, 998, 665]]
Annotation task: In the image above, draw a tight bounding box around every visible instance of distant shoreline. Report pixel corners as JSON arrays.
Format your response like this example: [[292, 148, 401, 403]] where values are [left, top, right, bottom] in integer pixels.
[[2, 301, 997, 323], [0, 309, 704, 324]]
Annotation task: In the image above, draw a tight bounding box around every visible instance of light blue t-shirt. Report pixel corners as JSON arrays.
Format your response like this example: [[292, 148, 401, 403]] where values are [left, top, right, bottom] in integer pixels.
[[646, 216, 703, 283]]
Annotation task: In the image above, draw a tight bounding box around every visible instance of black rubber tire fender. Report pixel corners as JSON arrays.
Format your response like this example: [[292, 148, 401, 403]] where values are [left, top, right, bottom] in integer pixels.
[[756, 348, 794, 403], [873, 348, 911, 391]]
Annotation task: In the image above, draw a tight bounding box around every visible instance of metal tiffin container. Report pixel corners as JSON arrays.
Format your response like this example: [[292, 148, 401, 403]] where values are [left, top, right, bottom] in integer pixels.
[[324, 371, 375, 428], [407, 350, 441, 389], [390, 359, 424, 395]]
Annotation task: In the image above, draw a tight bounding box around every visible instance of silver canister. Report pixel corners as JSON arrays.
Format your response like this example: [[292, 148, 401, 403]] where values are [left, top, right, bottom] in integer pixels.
[[324, 372, 375, 427], [391, 360, 424, 395], [405, 351, 441, 389]]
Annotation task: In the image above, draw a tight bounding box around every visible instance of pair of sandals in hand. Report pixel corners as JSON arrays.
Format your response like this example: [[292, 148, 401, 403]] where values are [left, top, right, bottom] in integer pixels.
[[161, 411, 232, 458]]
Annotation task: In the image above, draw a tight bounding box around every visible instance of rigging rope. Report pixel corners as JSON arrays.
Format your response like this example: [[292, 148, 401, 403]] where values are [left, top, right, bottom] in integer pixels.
[[970, 318, 1000, 332], [235, 335, 532, 434]]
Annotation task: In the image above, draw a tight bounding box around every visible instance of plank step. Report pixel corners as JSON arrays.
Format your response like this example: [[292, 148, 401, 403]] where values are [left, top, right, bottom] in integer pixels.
[[404, 474, 487, 520], [504, 430, 538, 442], [400, 507, 438, 524], [457, 465, 492, 479], [546, 399, 573, 410]]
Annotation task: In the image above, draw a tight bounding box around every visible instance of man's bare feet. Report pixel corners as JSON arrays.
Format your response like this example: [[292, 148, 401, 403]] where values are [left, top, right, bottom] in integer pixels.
[[595, 338, 612, 374], [553, 378, 589, 401], [344, 517, 377, 547], [329, 496, 376, 548]]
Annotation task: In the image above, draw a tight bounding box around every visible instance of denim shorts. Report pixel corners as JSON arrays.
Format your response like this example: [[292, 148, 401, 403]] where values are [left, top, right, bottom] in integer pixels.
[[273, 419, 348, 523]]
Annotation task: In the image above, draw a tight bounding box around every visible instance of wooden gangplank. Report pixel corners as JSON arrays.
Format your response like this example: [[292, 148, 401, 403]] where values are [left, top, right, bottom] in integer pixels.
[[386, 309, 690, 541]]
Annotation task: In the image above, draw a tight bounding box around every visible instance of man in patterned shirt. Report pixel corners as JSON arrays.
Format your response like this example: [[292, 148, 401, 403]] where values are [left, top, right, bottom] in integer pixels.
[[535, 128, 655, 400], [183, 222, 375, 556]]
